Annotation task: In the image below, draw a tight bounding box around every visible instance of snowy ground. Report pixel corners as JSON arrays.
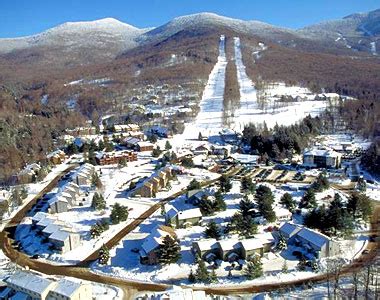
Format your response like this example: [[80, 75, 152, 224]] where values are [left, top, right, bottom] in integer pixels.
[[182, 35, 227, 139], [91, 179, 367, 286]]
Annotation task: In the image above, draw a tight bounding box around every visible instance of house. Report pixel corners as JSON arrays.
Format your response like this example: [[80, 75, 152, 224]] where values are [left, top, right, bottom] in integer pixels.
[[278, 222, 302, 240], [140, 225, 177, 265], [239, 239, 265, 259], [4, 271, 92, 300], [49, 197, 69, 214], [216, 240, 241, 262], [47, 279, 92, 300], [274, 207, 292, 221], [123, 137, 141, 149], [219, 128, 239, 144], [49, 229, 81, 254], [303, 148, 342, 169], [16, 163, 41, 184], [74, 163, 95, 186], [193, 144, 210, 155], [279, 222, 338, 258], [5, 271, 56, 300], [211, 146, 230, 157], [133, 167, 173, 197], [139, 182, 154, 198], [137, 141, 154, 152], [192, 239, 219, 262], [136, 286, 208, 300], [231, 153, 259, 165], [47, 150, 66, 165], [165, 207, 202, 229], [186, 189, 205, 205]]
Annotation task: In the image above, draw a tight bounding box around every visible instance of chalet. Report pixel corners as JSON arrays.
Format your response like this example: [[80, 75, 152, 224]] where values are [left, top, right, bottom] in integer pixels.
[[137, 141, 154, 152], [74, 163, 95, 186], [47, 149, 66, 165], [192, 239, 218, 262], [193, 144, 210, 155], [303, 148, 342, 169], [165, 207, 202, 229], [216, 240, 240, 262], [239, 239, 265, 259], [140, 225, 177, 265], [279, 222, 338, 258]]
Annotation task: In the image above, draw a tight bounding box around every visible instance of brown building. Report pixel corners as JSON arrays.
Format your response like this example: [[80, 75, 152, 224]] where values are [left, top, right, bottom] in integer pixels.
[[95, 150, 137, 165]]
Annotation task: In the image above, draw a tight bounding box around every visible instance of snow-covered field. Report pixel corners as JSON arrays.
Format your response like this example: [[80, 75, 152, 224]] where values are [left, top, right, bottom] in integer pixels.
[[182, 35, 227, 139]]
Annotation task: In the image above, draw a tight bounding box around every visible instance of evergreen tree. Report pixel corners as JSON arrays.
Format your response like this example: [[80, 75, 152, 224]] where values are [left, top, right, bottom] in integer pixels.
[[280, 193, 296, 212], [118, 157, 127, 168], [10, 187, 22, 206], [229, 213, 258, 238], [347, 192, 373, 221], [220, 175, 232, 193], [241, 176, 256, 194], [297, 257, 307, 271], [299, 189, 317, 209], [204, 221, 222, 240], [152, 147, 161, 158], [20, 186, 28, 200], [213, 190, 226, 211], [188, 269, 196, 283], [256, 186, 275, 222], [282, 260, 289, 273], [312, 173, 330, 192], [110, 203, 129, 224], [158, 235, 181, 265], [356, 177, 367, 192], [210, 268, 218, 283], [239, 195, 254, 217], [188, 179, 201, 190], [165, 141, 172, 150], [98, 244, 110, 265], [198, 132, 203, 141], [195, 259, 210, 283], [277, 234, 287, 251], [129, 181, 136, 190], [91, 192, 106, 210], [243, 256, 263, 279], [199, 197, 215, 216]]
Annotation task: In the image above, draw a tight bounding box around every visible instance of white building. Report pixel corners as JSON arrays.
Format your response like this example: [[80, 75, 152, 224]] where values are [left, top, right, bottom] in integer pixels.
[[303, 148, 342, 169]]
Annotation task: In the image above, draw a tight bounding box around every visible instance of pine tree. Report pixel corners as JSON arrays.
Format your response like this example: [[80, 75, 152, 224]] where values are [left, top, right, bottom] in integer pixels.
[[347, 192, 373, 221], [195, 259, 210, 283], [199, 197, 215, 216], [110, 203, 129, 224], [91, 193, 106, 210], [312, 173, 330, 192], [10, 187, 22, 206], [282, 260, 289, 273], [188, 179, 201, 190], [204, 221, 221, 239], [297, 257, 307, 271], [243, 256, 263, 279], [213, 190, 226, 211], [299, 189, 317, 209], [20, 186, 28, 200], [277, 234, 287, 250], [158, 235, 181, 265], [210, 268, 218, 283], [165, 141, 172, 150], [98, 244, 110, 265], [220, 175, 232, 192], [239, 195, 254, 217], [188, 269, 196, 283], [241, 176, 256, 194], [280, 193, 296, 212]]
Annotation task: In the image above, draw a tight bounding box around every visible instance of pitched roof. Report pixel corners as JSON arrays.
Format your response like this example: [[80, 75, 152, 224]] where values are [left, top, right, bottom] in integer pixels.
[[177, 208, 202, 220], [296, 228, 330, 249], [193, 239, 218, 251], [51, 279, 81, 297], [5, 271, 54, 295], [217, 239, 239, 251], [239, 239, 264, 250], [279, 222, 301, 237]]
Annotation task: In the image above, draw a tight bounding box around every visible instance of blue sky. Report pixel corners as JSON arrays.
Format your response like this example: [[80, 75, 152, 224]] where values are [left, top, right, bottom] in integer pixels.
[[0, 0, 379, 38]]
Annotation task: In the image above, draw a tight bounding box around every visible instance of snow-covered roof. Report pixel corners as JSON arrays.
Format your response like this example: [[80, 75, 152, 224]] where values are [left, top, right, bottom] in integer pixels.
[[137, 141, 154, 147], [166, 207, 178, 219], [177, 208, 202, 220], [9, 291, 29, 300], [217, 239, 239, 251], [274, 207, 292, 218], [49, 229, 72, 242], [52, 279, 81, 297], [279, 222, 301, 237], [37, 217, 56, 228], [303, 148, 341, 158], [42, 223, 62, 236], [32, 211, 48, 223], [141, 236, 161, 254], [231, 153, 259, 164], [193, 239, 218, 251], [5, 271, 54, 296], [296, 228, 330, 249], [239, 239, 263, 250]]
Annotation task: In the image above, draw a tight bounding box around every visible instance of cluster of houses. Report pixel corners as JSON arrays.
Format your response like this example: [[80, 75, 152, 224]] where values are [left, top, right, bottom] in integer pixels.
[[1, 271, 92, 300], [123, 138, 155, 152], [95, 150, 138, 165], [303, 148, 342, 169], [66, 123, 140, 136], [31, 212, 81, 254], [48, 182, 81, 214], [278, 222, 339, 259], [133, 167, 175, 198], [192, 233, 274, 263]]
